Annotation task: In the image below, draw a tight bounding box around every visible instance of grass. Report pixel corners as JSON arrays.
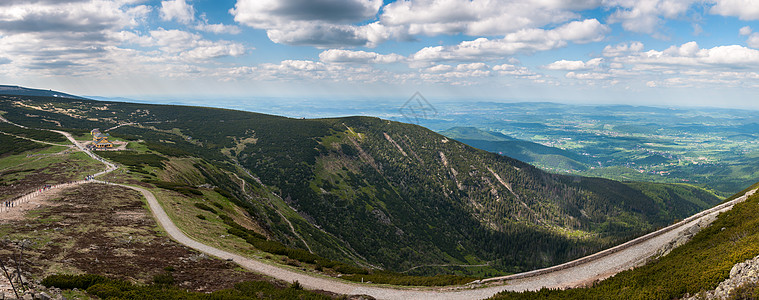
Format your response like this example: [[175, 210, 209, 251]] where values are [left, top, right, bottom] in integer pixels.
[[491, 190, 759, 300], [149, 185, 263, 258], [0, 146, 103, 201], [43, 274, 334, 300]]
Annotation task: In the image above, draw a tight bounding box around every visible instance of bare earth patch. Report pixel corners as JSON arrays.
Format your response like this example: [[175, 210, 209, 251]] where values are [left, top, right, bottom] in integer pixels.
[[0, 183, 269, 292]]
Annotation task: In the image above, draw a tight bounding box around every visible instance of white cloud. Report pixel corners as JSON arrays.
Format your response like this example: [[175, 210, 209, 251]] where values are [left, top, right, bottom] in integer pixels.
[[626, 41, 759, 67], [160, 0, 194, 24], [748, 33, 759, 48], [264, 22, 390, 48], [194, 21, 241, 35], [424, 64, 453, 73], [148, 28, 246, 59], [492, 63, 537, 77], [710, 0, 759, 20], [193, 13, 241, 34], [230, 0, 384, 47], [740, 26, 753, 36], [0, 0, 151, 75], [544, 58, 603, 70], [566, 71, 611, 79], [456, 62, 488, 71], [319, 49, 403, 64], [605, 0, 698, 35], [0, 0, 149, 34], [380, 0, 600, 37], [418, 63, 492, 85], [603, 41, 645, 57], [411, 19, 609, 63]]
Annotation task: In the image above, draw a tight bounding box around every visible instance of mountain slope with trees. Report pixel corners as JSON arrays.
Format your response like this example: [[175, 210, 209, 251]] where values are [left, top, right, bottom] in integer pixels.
[[0, 93, 721, 276]]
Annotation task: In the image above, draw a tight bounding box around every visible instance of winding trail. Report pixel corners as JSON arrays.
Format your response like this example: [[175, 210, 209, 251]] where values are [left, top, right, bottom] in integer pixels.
[[3, 118, 757, 299], [109, 176, 759, 300]]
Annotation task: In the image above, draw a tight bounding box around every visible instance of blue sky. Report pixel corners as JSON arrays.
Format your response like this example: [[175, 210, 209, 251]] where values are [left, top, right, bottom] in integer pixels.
[[1, 0, 759, 108]]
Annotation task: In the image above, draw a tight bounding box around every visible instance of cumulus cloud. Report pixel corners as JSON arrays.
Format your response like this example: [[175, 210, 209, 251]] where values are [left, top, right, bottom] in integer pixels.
[[319, 49, 403, 64], [0, 0, 248, 81], [410, 19, 609, 63], [424, 64, 453, 73], [230, 0, 384, 47], [0, 0, 148, 34], [624, 41, 759, 67], [740, 26, 753, 36], [0, 0, 151, 75], [603, 41, 645, 57], [492, 63, 537, 77], [160, 0, 194, 24], [194, 15, 241, 34], [565, 71, 611, 80], [380, 0, 600, 37], [710, 0, 759, 20], [265, 23, 385, 48], [148, 28, 246, 59], [748, 33, 759, 48], [605, 0, 698, 35], [418, 62, 492, 85], [194, 22, 241, 34], [544, 58, 603, 70]]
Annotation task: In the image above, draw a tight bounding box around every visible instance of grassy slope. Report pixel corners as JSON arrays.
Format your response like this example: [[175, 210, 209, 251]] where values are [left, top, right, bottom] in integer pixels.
[[0, 143, 103, 201], [491, 187, 759, 300]]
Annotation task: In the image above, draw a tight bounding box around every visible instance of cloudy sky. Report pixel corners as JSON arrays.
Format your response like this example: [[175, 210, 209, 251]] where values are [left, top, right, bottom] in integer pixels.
[[2, 0, 759, 107]]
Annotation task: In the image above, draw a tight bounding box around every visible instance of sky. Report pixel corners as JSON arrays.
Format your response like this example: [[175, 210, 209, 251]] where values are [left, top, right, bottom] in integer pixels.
[[1, 0, 759, 108]]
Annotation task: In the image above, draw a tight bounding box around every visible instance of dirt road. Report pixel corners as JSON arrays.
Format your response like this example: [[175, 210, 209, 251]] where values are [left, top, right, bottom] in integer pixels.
[[5, 124, 757, 299], [101, 176, 757, 299]]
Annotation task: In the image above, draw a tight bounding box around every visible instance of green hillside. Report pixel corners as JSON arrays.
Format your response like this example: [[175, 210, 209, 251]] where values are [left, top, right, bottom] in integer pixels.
[[491, 186, 759, 299], [0, 95, 721, 277]]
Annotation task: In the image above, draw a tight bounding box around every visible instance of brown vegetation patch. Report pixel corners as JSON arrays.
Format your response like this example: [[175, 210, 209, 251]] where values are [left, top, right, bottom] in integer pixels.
[[0, 183, 266, 292], [0, 158, 98, 201]]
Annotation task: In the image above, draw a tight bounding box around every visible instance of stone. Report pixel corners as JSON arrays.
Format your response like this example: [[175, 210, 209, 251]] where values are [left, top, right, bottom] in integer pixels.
[[38, 292, 51, 300], [688, 224, 701, 235]]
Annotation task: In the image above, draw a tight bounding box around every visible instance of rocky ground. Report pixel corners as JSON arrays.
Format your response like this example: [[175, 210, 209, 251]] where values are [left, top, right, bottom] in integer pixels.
[[685, 255, 759, 300], [648, 213, 719, 262]]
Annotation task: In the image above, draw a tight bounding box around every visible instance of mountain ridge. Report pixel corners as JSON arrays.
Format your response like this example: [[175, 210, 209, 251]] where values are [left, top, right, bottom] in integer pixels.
[[0, 91, 721, 277], [0, 85, 88, 100]]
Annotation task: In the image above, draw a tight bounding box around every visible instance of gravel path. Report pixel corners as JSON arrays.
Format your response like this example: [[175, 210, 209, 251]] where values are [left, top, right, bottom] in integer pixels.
[[6, 123, 757, 300], [107, 175, 757, 300]]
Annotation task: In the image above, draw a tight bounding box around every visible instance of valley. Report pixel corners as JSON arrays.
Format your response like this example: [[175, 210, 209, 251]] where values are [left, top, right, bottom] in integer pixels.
[[230, 100, 759, 198]]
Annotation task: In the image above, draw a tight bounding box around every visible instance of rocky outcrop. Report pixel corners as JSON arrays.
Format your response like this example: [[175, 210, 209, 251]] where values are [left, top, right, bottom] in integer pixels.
[[650, 213, 719, 260], [685, 255, 759, 300]]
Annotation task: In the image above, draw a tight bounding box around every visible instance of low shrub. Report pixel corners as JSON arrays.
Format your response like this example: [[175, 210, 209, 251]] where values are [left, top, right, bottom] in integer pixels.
[[152, 273, 174, 285], [41, 274, 109, 289], [194, 203, 216, 214], [342, 272, 475, 286], [45, 273, 333, 300]]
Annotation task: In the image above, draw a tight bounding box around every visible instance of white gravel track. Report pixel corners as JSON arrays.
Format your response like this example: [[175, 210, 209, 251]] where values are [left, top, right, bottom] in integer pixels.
[[7, 122, 756, 300]]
